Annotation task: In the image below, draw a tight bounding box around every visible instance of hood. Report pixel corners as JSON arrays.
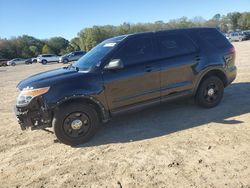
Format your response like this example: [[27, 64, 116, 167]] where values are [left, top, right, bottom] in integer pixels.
[[17, 68, 79, 90]]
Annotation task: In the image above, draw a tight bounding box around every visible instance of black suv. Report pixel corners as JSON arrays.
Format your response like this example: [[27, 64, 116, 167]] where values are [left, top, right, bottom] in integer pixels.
[[15, 28, 237, 146]]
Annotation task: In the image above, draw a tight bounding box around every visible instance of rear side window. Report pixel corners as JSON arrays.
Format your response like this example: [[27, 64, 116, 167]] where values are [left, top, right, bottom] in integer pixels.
[[113, 37, 153, 66], [156, 34, 197, 58], [199, 30, 230, 48], [75, 52, 83, 55]]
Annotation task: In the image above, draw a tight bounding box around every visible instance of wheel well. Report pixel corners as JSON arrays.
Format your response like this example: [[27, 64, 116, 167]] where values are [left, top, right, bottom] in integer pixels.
[[56, 98, 104, 122], [200, 70, 228, 87]]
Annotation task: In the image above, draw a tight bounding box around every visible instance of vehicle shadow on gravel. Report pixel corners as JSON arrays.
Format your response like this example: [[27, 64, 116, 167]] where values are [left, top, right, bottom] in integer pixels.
[[81, 82, 250, 147]]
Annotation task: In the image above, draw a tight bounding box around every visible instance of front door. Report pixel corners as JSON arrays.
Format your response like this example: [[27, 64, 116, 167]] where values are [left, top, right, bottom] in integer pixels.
[[102, 35, 161, 112]]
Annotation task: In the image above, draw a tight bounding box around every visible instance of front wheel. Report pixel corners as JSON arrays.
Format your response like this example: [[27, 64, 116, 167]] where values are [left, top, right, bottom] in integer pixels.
[[195, 76, 224, 108], [63, 59, 69, 64], [53, 102, 100, 146]]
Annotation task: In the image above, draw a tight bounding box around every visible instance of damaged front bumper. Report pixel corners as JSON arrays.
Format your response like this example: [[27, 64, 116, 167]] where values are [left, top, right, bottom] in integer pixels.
[[14, 97, 52, 130]]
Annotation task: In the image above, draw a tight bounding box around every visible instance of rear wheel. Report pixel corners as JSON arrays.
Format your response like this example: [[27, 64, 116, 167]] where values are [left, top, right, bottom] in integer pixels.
[[195, 76, 224, 108], [53, 103, 100, 146], [41, 60, 47, 65]]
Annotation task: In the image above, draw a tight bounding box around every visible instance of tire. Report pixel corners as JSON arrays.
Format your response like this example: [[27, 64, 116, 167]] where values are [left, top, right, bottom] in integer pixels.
[[41, 60, 47, 65], [53, 102, 100, 146], [195, 76, 224, 108], [63, 59, 69, 64], [11, 62, 16, 66]]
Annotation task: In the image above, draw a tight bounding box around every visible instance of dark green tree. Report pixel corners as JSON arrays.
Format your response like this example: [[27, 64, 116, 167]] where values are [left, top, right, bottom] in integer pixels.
[[47, 37, 69, 55], [227, 12, 242, 31]]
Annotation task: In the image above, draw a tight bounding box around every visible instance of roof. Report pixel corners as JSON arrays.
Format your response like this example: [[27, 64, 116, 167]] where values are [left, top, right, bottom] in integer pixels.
[[106, 27, 218, 43], [132, 27, 217, 36]]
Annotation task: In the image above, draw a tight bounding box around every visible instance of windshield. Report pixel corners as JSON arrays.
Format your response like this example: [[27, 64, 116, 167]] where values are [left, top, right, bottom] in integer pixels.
[[73, 36, 127, 71]]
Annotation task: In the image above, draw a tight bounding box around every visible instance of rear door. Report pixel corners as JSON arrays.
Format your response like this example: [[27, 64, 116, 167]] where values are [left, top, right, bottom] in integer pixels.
[[51, 55, 58, 62], [102, 35, 161, 112], [154, 31, 200, 99], [44, 55, 52, 62]]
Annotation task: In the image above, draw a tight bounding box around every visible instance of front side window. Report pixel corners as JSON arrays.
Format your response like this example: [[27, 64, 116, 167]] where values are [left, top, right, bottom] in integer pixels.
[[73, 36, 126, 71], [112, 37, 153, 66], [156, 34, 197, 58]]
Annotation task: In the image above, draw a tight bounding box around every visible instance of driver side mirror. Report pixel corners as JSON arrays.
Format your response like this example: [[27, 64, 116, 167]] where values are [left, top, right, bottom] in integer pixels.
[[104, 59, 124, 70]]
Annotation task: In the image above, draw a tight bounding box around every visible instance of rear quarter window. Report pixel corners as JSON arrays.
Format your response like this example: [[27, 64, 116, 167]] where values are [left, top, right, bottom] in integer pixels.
[[75, 52, 83, 55], [199, 30, 230, 48]]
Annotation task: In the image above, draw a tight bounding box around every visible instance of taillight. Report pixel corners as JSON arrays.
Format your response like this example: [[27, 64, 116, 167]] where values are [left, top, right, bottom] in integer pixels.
[[224, 47, 235, 65], [229, 47, 235, 54]]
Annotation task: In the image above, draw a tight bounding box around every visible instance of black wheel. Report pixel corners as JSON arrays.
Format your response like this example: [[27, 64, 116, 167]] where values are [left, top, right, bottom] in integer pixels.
[[11, 62, 16, 66], [195, 76, 224, 108], [63, 59, 69, 64], [53, 102, 100, 146], [41, 60, 47, 65]]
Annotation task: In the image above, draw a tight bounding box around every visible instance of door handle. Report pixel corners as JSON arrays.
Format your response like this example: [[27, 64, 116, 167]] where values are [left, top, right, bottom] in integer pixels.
[[145, 65, 152, 72], [194, 56, 201, 62]]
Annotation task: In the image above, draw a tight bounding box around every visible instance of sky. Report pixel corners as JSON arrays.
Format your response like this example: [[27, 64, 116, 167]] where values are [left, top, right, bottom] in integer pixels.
[[0, 0, 250, 40]]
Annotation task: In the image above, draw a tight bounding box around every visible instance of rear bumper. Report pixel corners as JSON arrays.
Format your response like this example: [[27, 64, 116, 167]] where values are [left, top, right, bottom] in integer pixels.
[[226, 65, 237, 85]]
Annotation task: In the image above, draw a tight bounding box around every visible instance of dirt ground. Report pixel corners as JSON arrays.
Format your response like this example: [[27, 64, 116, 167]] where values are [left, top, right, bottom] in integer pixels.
[[0, 41, 250, 188]]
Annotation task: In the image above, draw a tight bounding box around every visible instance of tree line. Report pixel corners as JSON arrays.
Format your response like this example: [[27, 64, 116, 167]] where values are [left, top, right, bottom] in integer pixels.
[[1, 11, 250, 59]]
